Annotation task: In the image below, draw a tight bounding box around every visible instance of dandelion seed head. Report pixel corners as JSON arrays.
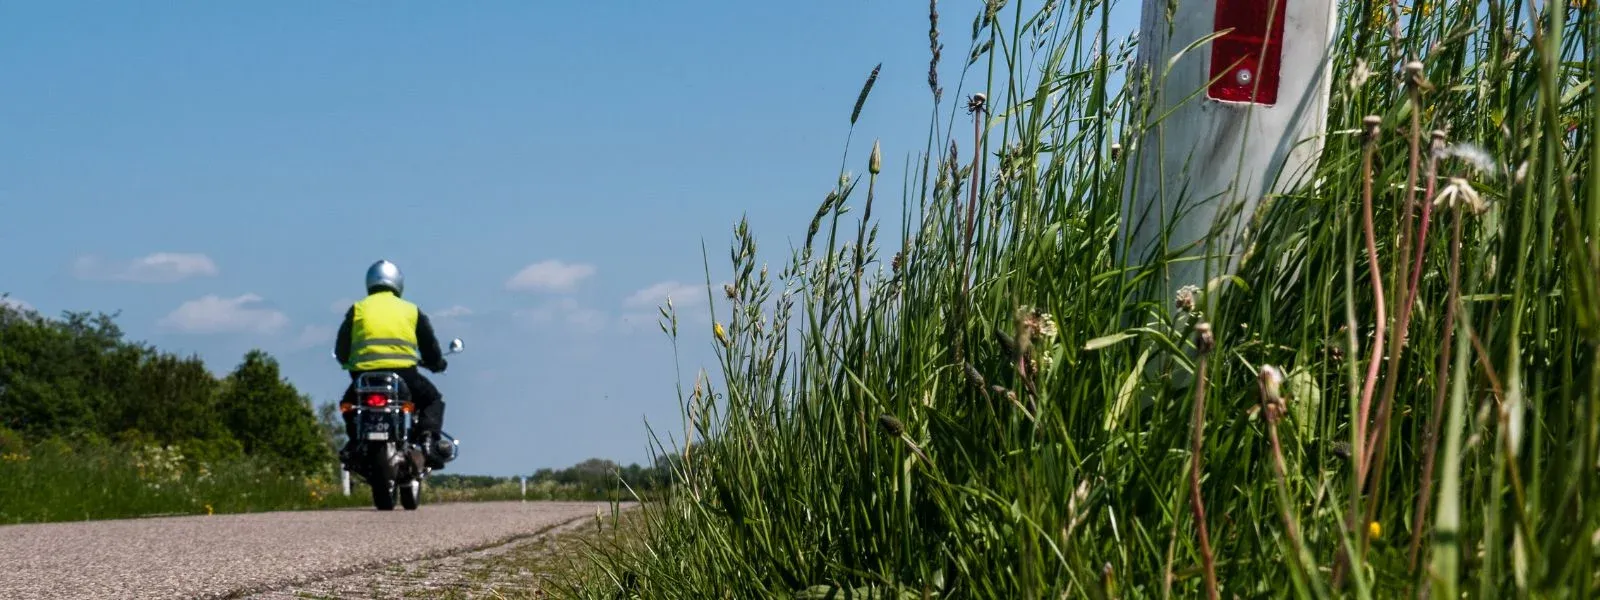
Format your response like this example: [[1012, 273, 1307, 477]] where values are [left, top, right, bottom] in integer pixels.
[[1349, 59, 1372, 89], [1443, 142, 1499, 175], [967, 93, 988, 114], [1434, 177, 1488, 214]]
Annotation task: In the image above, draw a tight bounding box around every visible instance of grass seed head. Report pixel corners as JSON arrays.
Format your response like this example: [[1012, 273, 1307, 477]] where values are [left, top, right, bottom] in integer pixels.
[[1038, 312, 1058, 341], [1176, 284, 1201, 313], [877, 414, 906, 438], [1349, 58, 1372, 90], [927, 0, 942, 102], [1331, 441, 1352, 461]]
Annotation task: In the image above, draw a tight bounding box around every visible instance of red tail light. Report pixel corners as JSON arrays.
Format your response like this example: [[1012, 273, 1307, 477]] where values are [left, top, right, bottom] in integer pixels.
[[363, 393, 388, 408], [1208, 0, 1288, 105]]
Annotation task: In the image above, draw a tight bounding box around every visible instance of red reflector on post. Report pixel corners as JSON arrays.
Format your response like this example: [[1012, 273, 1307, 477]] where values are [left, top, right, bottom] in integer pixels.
[[363, 393, 388, 407], [1207, 0, 1288, 105]]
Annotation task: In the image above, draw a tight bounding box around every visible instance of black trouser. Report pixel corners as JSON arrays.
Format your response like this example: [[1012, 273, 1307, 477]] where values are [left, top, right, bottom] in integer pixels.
[[341, 366, 445, 446]]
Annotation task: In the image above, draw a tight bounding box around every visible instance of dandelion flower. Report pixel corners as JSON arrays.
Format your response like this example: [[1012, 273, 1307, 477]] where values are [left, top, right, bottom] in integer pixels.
[[1368, 521, 1382, 538]]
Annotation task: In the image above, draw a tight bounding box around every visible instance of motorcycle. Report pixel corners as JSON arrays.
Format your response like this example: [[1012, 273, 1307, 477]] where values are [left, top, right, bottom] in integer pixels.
[[337, 338, 465, 511]]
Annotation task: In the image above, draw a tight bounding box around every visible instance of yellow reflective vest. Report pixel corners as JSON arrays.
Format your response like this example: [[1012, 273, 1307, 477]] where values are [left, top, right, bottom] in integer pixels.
[[346, 291, 422, 371]]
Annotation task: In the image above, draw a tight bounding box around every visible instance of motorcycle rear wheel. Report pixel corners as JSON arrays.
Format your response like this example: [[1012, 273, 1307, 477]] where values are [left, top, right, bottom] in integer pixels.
[[371, 480, 397, 511]]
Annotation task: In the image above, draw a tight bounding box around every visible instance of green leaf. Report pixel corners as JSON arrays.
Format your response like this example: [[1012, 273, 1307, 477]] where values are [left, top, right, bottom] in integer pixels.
[[1083, 332, 1137, 351]]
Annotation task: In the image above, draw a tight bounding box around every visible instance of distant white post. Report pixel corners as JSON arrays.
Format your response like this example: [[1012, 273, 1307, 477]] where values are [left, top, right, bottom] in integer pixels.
[[341, 467, 351, 496], [520, 476, 527, 501], [1118, 0, 1339, 302]]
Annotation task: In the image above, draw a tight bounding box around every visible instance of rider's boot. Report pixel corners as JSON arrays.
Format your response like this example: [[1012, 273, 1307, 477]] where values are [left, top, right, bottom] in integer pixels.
[[417, 429, 448, 469]]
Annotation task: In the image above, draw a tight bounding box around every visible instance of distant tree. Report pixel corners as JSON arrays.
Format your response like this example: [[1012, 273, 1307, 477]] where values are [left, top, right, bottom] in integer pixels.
[[217, 350, 334, 476], [123, 352, 230, 446], [315, 400, 346, 454], [0, 303, 336, 472]]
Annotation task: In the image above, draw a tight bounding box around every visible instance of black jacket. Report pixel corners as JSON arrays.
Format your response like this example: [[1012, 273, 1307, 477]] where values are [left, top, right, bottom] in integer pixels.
[[334, 302, 446, 372]]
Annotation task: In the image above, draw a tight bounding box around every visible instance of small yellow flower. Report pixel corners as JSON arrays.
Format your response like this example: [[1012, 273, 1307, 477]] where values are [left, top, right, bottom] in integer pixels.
[[204, 504, 214, 516], [1368, 521, 1382, 538], [714, 322, 728, 345]]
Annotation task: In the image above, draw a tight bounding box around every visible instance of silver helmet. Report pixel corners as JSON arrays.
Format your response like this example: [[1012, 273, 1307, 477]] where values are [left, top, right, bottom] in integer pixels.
[[365, 260, 404, 296]]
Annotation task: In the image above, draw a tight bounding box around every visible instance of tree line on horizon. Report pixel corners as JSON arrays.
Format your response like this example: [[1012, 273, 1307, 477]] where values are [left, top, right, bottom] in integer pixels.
[[430, 455, 681, 495], [1, 297, 679, 492], [0, 298, 335, 476]]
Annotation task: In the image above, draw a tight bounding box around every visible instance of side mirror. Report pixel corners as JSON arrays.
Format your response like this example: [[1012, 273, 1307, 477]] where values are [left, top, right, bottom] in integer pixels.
[[447, 338, 465, 354]]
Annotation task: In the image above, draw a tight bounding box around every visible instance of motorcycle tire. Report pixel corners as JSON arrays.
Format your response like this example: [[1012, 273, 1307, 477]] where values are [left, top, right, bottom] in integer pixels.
[[399, 480, 420, 510], [372, 480, 397, 511]]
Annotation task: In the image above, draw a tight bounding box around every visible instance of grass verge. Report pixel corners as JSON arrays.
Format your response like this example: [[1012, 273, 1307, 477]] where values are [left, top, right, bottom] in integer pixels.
[[0, 438, 603, 523], [565, 0, 1600, 597]]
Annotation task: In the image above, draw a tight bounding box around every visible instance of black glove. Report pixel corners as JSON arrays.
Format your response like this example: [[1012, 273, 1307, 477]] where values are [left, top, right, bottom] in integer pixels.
[[429, 358, 448, 373]]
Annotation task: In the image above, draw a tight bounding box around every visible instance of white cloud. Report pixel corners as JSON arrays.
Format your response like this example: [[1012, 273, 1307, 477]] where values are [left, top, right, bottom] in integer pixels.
[[623, 281, 704, 309], [157, 293, 290, 335], [515, 298, 609, 334], [0, 295, 33, 312], [435, 305, 473, 318], [74, 252, 219, 283], [505, 260, 596, 293]]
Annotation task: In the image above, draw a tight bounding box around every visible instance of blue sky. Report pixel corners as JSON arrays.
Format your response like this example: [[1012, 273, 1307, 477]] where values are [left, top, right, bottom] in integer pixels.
[[1, 1, 1137, 476]]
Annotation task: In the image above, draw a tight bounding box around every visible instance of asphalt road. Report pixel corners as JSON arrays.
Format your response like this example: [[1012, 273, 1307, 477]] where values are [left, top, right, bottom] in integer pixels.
[[0, 500, 613, 600]]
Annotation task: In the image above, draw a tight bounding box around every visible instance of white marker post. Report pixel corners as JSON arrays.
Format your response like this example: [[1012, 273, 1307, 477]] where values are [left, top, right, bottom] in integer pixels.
[[520, 476, 527, 501], [341, 467, 351, 496], [1118, 0, 1339, 305]]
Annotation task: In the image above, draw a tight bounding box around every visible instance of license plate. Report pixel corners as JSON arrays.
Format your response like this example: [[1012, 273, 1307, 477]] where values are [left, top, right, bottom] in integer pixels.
[[367, 432, 389, 440]]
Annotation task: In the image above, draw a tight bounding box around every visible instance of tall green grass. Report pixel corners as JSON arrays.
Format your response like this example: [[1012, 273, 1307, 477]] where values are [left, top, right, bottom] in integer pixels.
[[0, 438, 368, 523], [0, 437, 590, 523], [570, 0, 1599, 596]]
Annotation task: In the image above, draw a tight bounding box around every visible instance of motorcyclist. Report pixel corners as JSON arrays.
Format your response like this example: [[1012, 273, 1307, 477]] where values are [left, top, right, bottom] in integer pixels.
[[334, 259, 449, 466]]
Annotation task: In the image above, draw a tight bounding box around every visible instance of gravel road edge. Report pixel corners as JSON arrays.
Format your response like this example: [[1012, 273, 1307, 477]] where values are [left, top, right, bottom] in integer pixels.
[[208, 504, 632, 600]]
